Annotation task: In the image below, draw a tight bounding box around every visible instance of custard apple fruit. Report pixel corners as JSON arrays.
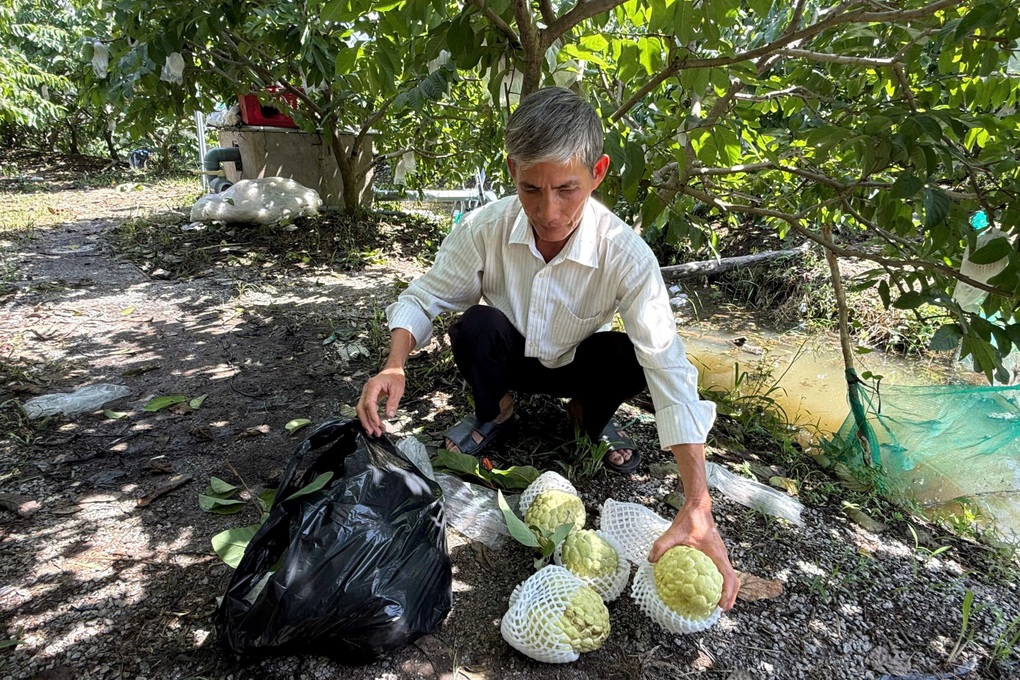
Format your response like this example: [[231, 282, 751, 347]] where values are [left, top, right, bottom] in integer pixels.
[[560, 529, 618, 580], [552, 581, 610, 652], [653, 546, 723, 620], [524, 489, 586, 536]]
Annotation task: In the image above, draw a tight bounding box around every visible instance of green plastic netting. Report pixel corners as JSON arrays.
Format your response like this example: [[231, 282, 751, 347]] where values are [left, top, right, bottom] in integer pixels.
[[831, 383, 1020, 543]]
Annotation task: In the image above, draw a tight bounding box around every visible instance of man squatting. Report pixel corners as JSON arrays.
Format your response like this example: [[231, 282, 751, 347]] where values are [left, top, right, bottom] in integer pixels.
[[357, 86, 738, 609]]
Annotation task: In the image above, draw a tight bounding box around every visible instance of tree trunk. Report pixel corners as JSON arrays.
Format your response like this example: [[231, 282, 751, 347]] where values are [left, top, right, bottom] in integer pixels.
[[520, 53, 544, 97], [103, 127, 119, 160], [154, 120, 179, 173], [330, 132, 365, 216], [68, 123, 80, 156]]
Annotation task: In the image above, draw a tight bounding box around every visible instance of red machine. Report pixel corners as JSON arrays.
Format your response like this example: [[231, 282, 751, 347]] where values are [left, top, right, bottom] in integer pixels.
[[238, 86, 299, 128]]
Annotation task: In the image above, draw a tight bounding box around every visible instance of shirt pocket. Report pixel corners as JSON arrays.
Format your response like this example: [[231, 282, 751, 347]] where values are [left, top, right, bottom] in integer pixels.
[[550, 301, 605, 347]]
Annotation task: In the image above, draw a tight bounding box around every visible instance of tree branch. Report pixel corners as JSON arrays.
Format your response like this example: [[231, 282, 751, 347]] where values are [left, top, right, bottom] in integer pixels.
[[840, 197, 918, 252], [466, 0, 522, 48], [893, 62, 918, 111], [704, 79, 745, 129], [210, 35, 324, 118], [675, 184, 1014, 298], [784, 0, 810, 36], [538, 0, 556, 26], [543, 0, 627, 49], [734, 85, 811, 101], [778, 47, 895, 67], [611, 0, 958, 121], [352, 95, 397, 167]]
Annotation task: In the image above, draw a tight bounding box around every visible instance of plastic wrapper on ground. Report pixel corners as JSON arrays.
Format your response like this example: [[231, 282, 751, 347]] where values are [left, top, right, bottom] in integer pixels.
[[215, 419, 452, 663], [706, 461, 804, 526], [22, 383, 131, 418]]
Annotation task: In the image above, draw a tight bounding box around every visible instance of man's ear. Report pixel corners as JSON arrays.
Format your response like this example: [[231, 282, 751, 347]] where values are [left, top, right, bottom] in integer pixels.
[[591, 154, 610, 189]]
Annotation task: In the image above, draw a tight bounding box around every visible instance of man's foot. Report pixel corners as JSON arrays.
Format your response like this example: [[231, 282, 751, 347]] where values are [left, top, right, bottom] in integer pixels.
[[597, 418, 641, 474], [445, 394, 514, 454], [566, 399, 640, 473]]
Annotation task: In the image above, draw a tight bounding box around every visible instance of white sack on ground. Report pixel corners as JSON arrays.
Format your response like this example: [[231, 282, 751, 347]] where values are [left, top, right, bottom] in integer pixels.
[[191, 177, 322, 225]]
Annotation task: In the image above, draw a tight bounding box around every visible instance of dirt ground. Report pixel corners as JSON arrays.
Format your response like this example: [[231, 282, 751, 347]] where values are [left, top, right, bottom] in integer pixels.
[[1, 157, 1018, 680]]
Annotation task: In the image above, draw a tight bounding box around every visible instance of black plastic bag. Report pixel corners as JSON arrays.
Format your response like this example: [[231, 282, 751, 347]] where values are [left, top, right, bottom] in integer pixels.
[[215, 418, 452, 663]]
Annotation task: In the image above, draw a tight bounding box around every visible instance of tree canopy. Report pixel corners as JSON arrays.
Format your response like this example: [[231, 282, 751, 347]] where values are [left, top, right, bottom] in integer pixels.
[[3, 0, 1020, 379]]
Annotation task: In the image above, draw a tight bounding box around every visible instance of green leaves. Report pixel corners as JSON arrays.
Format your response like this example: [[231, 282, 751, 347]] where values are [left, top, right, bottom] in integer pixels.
[[890, 173, 924, 199], [968, 237, 1011, 265], [211, 523, 261, 569], [497, 490, 540, 548], [922, 187, 951, 230], [280, 472, 333, 502], [205, 471, 335, 568], [143, 395, 189, 412], [198, 477, 245, 514], [929, 324, 964, 352], [954, 2, 1002, 41], [285, 418, 311, 434], [433, 449, 540, 490], [497, 490, 573, 568], [621, 139, 646, 202]]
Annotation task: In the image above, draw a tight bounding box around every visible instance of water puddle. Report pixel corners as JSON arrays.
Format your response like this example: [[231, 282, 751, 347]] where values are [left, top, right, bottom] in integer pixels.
[[680, 321, 1019, 544], [682, 326, 954, 436]]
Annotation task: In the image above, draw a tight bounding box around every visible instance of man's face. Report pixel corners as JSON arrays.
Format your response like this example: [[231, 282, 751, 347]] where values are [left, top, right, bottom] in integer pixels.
[[508, 155, 610, 245]]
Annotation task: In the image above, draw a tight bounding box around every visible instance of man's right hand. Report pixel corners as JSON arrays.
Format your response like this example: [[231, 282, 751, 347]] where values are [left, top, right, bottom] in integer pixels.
[[356, 367, 406, 436]]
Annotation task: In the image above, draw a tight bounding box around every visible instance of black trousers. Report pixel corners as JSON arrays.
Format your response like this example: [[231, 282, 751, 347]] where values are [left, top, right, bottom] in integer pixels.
[[447, 305, 647, 440]]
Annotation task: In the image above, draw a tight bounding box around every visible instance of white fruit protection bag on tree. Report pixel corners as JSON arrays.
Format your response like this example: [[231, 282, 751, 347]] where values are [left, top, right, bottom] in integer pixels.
[[600, 499, 722, 634]]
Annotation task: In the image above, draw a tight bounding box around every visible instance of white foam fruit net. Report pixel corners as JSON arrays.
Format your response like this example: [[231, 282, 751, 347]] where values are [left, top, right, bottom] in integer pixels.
[[598, 498, 669, 564], [519, 471, 580, 517], [553, 529, 631, 602], [500, 565, 591, 664], [631, 561, 722, 634], [600, 499, 722, 634]]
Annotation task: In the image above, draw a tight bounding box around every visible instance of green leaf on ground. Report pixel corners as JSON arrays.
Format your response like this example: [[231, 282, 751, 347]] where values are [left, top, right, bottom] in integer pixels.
[[434, 450, 539, 490], [285, 418, 311, 433], [258, 489, 276, 512], [498, 490, 541, 548], [143, 395, 190, 412], [434, 448, 482, 478], [189, 394, 207, 409], [208, 477, 238, 495], [212, 523, 261, 568], [198, 494, 246, 513], [487, 465, 541, 490], [104, 410, 129, 419]]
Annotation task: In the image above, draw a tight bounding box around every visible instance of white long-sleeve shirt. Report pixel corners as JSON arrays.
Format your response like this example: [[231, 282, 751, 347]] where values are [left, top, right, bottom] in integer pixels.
[[387, 195, 716, 448]]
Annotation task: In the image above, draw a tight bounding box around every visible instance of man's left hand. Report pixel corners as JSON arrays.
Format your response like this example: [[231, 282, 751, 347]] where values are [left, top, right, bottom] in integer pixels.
[[648, 502, 739, 610]]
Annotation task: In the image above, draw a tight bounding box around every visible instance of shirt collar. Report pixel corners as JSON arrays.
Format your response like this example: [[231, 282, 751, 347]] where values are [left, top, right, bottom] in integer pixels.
[[508, 198, 600, 268]]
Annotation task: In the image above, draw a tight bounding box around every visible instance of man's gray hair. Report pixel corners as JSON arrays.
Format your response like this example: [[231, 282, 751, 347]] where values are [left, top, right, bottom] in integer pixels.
[[505, 87, 603, 172]]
